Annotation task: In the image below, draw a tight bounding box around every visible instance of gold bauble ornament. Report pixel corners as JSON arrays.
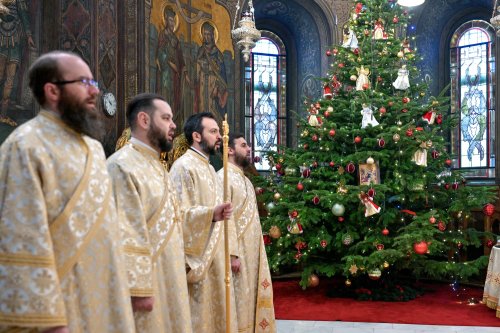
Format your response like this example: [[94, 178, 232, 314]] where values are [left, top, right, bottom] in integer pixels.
[[397, 51, 404, 58], [345, 279, 352, 286], [308, 274, 320, 287], [393, 133, 400, 142], [273, 192, 281, 200], [269, 225, 282, 239], [383, 261, 390, 269]]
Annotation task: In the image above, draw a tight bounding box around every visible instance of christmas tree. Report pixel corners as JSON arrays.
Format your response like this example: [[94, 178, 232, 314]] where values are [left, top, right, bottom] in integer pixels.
[[257, 0, 497, 299]]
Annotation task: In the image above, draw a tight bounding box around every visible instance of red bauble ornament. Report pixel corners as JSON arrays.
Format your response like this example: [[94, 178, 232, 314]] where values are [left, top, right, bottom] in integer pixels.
[[457, 242, 463, 249], [263, 234, 272, 245], [353, 48, 360, 55], [354, 136, 362, 144], [362, 83, 370, 90], [382, 228, 389, 236], [324, 110, 331, 118], [326, 50, 332, 57], [413, 241, 428, 255], [377, 76, 383, 82], [275, 163, 282, 170], [401, 108, 408, 113], [303, 144, 309, 150], [379, 106, 386, 114], [444, 183, 450, 190], [255, 187, 264, 195], [312, 161, 318, 168], [406, 128, 413, 137], [320, 240, 327, 248], [338, 63, 345, 68], [376, 243, 385, 251], [431, 150, 440, 159], [290, 210, 299, 218], [338, 216, 344, 222], [294, 252, 303, 260], [302, 168, 311, 178], [367, 188, 375, 197], [378, 138, 386, 147], [388, 101, 394, 107], [429, 216, 436, 224], [311, 134, 318, 142], [332, 48, 339, 55], [445, 159, 452, 166], [487, 239, 495, 248], [452, 182, 459, 190], [253, 156, 261, 163], [438, 221, 446, 231], [483, 203, 495, 217], [329, 129, 336, 137], [312, 195, 320, 205], [329, 161, 335, 167], [296, 183, 304, 191], [402, 97, 410, 103], [346, 162, 356, 173], [393, 16, 399, 23], [436, 114, 443, 124]]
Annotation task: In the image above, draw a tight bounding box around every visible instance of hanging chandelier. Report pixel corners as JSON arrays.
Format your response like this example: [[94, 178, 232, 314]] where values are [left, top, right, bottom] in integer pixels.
[[491, 0, 500, 36], [397, 0, 425, 6], [231, 0, 261, 62]]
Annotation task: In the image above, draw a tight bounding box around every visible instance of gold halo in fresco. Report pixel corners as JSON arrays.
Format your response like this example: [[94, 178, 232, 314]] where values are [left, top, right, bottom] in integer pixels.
[[161, 3, 180, 33], [199, 19, 219, 45]]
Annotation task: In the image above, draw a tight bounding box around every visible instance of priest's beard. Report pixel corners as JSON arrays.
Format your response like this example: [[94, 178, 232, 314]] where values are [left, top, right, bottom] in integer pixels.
[[147, 119, 172, 153], [200, 135, 220, 156], [59, 90, 105, 140], [234, 151, 250, 168]]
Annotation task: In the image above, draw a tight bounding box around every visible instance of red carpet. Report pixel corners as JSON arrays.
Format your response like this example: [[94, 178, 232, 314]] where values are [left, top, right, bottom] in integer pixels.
[[273, 279, 500, 327]]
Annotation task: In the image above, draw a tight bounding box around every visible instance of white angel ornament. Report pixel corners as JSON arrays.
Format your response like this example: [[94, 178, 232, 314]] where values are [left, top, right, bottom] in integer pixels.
[[360, 103, 379, 128], [342, 26, 359, 49], [393, 65, 410, 90], [356, 66, 370, 91]]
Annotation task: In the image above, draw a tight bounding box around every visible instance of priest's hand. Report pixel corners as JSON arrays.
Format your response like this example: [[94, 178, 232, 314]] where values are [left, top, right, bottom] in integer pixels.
[[213, 202, 233, 221], [131, 296, 154, 312], [231, 255, 241, 274], [41, 326, 69, 333]]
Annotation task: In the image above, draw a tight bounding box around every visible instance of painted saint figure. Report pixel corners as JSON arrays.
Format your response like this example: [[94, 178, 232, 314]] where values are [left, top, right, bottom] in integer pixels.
[[195, 21, 228, 124], [155, 6, 190, 131], [0, 0, 35, 125]]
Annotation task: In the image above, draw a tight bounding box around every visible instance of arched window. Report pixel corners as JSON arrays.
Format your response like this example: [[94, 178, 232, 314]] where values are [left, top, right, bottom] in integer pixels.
[[450, 20, 495, 178], [244, 31, 287, 171]]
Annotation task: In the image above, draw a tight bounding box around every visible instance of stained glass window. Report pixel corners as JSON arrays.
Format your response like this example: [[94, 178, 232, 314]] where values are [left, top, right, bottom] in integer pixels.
[[450, 20, 495, 178], [244, 32, 287, 171]]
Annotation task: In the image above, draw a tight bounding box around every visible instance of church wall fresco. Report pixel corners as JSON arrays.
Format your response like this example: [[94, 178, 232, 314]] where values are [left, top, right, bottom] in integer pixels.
[[0, 0, 40, 128], [148, 0, 235, 134]]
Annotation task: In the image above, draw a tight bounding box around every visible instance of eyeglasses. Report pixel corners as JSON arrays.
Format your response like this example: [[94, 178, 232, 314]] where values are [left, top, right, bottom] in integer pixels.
[[53, 78, 99, 89]]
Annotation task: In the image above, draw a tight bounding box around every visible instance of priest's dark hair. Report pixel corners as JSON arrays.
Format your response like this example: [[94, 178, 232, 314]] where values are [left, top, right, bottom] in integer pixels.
[[228, 132, 245, 149], [184, 112, 216, 145], [28, 50, 78, 106], [127, 93, 166, 130]]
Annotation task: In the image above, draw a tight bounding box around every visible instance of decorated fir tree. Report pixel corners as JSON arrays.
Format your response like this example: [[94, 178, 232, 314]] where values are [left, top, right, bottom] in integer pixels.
[[257, 0, 497, 299]]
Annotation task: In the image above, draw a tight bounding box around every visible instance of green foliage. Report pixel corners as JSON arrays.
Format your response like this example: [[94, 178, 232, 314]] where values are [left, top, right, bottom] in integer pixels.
[[255, 0, 497, 291]]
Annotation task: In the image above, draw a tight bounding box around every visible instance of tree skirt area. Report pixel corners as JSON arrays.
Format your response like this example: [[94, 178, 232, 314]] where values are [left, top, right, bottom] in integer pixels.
[[273, 278, 500, 327]]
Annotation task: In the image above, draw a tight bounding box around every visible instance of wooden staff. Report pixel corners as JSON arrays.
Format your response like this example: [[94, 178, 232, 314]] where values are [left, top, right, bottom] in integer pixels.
[[222, 114, 231, 333]]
